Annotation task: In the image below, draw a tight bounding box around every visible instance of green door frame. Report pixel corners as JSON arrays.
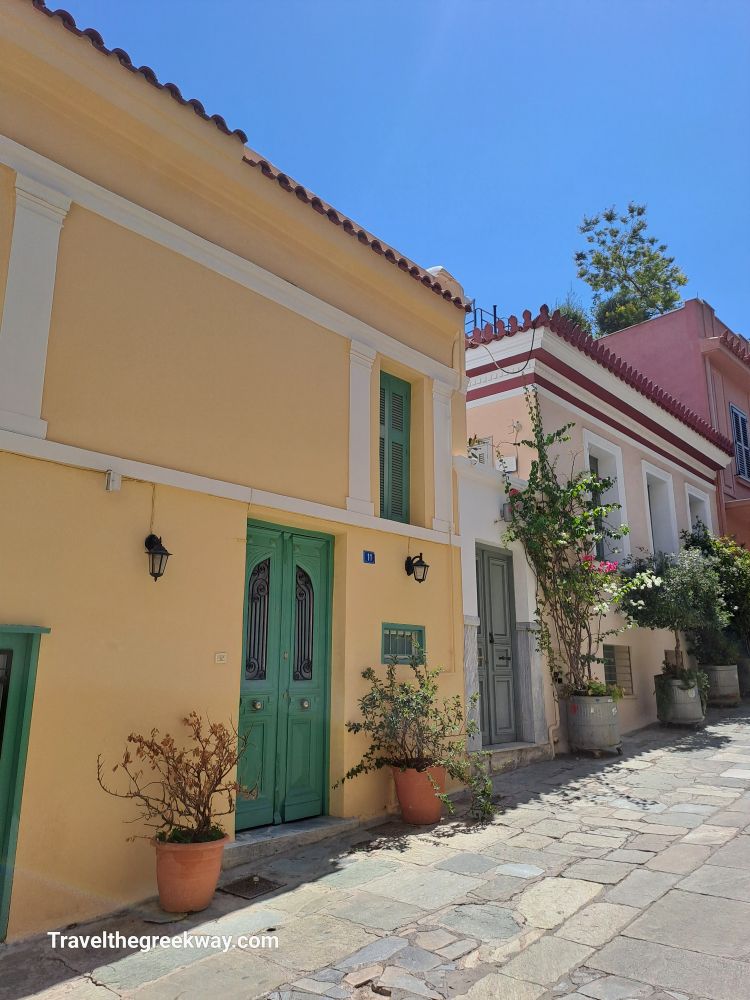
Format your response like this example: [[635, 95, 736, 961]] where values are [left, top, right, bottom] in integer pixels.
[[0, 625, 49, 942], [240, 520, 334, 826]]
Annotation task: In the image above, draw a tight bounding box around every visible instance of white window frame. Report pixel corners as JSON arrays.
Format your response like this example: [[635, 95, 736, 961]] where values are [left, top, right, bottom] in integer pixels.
[[642, 461, 679, 555], [602, 643, 635, 697], [730, 403, 750, 482], [685, 483, 713, 534], [582, 430, 631, 559]]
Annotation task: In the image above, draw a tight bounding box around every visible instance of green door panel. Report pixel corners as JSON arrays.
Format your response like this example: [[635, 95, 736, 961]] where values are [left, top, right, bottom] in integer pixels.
[[0, 626, 49, 942], [237, 526, 284, 829], [237, 525, 331, 831]]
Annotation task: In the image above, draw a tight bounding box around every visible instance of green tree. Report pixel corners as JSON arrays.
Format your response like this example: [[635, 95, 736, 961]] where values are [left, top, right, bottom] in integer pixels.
[[593, 290, 651, 336], [575, 202, 687, 334], [682, 522, 750, 655], [620, 549, 729, 672]]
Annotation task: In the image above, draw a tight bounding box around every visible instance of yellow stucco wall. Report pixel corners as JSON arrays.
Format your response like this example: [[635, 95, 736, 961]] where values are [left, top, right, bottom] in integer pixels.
[[2, 454, 246, 938], [0, 6, 470, 941], [43, 206, 351, 505], [0, 7, 461, 369], [2, 452, 464, 939]]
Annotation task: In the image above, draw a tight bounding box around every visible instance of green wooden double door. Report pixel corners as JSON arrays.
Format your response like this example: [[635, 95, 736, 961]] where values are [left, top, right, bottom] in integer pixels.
[[236, 523, 332, 830]]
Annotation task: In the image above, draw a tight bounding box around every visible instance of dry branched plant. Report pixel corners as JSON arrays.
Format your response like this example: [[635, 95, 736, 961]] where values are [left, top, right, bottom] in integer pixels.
[[97, 712, 253, 843]]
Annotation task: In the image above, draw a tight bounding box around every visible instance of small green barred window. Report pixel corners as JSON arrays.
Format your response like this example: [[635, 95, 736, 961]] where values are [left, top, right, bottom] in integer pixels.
[[381, 623, 425, 664]]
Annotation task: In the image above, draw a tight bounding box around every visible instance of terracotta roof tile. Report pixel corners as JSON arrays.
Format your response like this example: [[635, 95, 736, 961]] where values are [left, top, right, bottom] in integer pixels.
[[243, 155, 471, 312], [467, 303, 733, 454], [28, 0, 248, 142], [28, 1, 470, 313]]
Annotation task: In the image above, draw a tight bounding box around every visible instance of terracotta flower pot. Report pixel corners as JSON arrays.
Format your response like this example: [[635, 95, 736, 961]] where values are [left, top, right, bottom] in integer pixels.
[[153, 835, 229, 913], [392, 765, 446, 825]]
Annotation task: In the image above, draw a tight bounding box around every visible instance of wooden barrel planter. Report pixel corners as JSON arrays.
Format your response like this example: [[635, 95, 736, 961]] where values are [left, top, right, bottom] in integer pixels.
[[702, 664, 740, 707]]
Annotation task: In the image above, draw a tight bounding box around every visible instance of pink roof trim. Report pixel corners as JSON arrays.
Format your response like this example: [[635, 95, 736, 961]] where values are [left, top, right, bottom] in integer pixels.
[[466, 303, 733, 455]]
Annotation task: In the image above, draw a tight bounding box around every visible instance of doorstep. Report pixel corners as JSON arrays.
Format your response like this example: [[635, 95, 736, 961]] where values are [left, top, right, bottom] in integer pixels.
[[484, 740, 553, 774], [223, 815, 375, 870]]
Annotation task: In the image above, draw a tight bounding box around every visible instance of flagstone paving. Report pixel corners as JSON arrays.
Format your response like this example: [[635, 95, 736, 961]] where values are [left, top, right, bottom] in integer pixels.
[[4, 707, 750, 999]]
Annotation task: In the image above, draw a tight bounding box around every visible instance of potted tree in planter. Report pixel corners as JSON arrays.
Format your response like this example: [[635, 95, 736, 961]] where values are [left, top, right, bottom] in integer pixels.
[[621, 548, 729, 724], [501, 391, 651, 754], [98, 712, 251, 913], [683, 522, 748, 705], [336, 648, 493, 825]]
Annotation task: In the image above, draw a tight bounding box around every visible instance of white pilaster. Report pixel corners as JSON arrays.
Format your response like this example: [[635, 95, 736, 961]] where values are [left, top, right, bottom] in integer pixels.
[[346, 340, 377, 516], [432, 380, 454, 532], [0, 174, 71, 438]]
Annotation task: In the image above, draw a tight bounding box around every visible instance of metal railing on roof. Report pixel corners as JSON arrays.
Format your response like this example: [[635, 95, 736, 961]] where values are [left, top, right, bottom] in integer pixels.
[[465, 305, 506, 338]]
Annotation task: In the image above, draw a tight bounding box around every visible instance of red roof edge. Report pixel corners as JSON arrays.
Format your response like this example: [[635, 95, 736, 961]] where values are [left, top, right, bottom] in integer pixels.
[[28, 0, 248, 143], [243, 155, 471, 313], [719, 329, 750, 371], [466, 303, 734, 455]]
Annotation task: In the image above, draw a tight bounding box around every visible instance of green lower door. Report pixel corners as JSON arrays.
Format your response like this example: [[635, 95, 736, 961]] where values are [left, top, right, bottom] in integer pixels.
[[1, 627, 48, 941], [236, 523, 331, 830]]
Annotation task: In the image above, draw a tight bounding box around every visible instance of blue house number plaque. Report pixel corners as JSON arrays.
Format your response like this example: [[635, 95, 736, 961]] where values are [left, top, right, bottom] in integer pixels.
[[363, 550, 376, 564]]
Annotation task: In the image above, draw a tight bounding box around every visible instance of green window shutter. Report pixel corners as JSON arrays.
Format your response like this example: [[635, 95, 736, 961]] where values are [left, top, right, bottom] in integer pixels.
[[379, 373, 410, 523], [379, 384, 386, 515]]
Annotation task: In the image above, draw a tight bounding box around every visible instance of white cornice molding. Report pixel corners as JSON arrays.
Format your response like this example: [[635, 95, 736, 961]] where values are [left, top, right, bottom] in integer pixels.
[[467, 327, 729, 475], [433, 380, 455, 400], [534, 382, 720, 481], [0, 135, 459, 389], [15, 174, 71, 222], [0, 428, 457, 546], [350, 340, 377, 368]]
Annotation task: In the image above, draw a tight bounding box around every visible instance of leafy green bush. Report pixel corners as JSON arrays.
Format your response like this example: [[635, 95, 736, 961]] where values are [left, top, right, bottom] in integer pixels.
[[621, 548, 730, 678], [683, 521, 750, 660], [336, 649, 494, 822], [688, 628, 741, 666]]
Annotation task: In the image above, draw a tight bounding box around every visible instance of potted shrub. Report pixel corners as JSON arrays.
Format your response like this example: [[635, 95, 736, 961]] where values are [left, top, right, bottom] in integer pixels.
[[621, 549, 729, 724], [683, 522, 748, 704], [98, 713, 251, 913], [688, 628, 741, 707], [336, 649, 493, 825], [501, 391, 650, 754]]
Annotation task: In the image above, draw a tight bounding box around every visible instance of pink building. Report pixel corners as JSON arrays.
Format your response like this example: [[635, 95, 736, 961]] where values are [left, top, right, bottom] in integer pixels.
[[604, 298, 750, 545]]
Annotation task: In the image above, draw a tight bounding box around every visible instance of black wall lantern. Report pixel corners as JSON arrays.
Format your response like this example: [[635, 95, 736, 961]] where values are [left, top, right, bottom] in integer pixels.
[[405, 552, 429, 583], [145, 534, 171, 582]]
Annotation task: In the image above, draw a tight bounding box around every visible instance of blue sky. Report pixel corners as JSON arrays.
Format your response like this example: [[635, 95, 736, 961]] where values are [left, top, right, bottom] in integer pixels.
[[60, 1, 749, 331]]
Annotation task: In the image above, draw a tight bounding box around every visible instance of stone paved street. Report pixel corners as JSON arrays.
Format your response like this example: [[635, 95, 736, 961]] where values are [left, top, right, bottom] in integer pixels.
[[4, 708, 750, 1000]]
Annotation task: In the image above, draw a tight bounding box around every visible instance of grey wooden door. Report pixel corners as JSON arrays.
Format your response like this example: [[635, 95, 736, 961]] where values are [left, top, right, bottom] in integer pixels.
[[476, 547, 516, 745]]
